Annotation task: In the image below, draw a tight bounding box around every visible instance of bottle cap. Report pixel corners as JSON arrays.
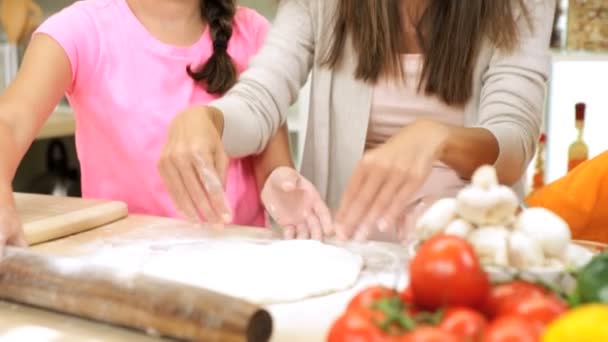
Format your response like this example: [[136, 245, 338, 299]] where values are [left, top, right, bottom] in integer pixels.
[[575, 102, 586, 121], [539, 133, 546, 143]]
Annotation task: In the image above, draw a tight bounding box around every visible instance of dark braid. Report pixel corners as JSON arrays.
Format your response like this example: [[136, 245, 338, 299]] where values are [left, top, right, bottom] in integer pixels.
[[187, 0, 237, 94]]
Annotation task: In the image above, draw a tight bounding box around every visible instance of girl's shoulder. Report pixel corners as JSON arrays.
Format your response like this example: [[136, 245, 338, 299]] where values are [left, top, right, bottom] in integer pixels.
[[38, 0, 123, 35], [234, 6, 269, 28], [51, 0, 117, 17], [232, 6, 271, 50]]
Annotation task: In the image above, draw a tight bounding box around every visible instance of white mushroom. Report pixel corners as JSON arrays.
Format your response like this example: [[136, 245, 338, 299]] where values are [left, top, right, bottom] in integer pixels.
[[468, 226, 510, 266], [456, 185, 519, 226], [415, 198, 457, 240], [544, 258, 565, 269], [515, 208, 571, 258], [561, 243, 594, 269], [471, 164, 499, 190], [508, 231, 545, 268], [443, 219, 475, 238]]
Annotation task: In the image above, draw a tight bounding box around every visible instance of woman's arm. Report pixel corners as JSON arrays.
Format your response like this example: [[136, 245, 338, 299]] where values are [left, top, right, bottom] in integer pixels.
[[438, 126, 499, 181], [253, 124, 295, 191], [160, 0, 317, 223], [473, 0, 555, 185], [209, 0, 316, 157]]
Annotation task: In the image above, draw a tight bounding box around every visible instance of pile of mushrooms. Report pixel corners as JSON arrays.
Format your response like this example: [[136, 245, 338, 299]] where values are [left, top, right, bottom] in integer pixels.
[[415, 165, 594, 271]]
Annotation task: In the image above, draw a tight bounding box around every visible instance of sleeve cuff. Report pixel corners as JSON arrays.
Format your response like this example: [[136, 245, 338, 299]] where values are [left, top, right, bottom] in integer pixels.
[[210, 97, 264, 157], [483, 123, 530, 181]]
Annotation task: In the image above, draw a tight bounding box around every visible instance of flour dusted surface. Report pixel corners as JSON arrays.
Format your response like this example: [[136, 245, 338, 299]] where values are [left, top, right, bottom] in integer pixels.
[[88, 240, 363, 304]]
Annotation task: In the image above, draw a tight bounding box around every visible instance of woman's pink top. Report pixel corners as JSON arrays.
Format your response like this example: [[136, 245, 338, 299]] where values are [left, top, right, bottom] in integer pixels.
[[367, 54, 467, 203], [35, 0, 269, 226]]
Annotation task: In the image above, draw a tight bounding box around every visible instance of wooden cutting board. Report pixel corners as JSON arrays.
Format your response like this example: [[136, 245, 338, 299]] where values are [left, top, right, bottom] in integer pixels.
[[16, 216, 407, 342], [14, 193, 128, 245]]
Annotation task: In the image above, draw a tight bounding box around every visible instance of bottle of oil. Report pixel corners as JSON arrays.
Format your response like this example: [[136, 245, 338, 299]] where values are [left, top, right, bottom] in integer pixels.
[[532, 133, 546, 192], [567, 103, 589, 172]]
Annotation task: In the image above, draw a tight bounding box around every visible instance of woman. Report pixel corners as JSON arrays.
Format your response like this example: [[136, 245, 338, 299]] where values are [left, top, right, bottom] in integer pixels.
[[160, 0, 554, 241], [0, 0, 331, 254]]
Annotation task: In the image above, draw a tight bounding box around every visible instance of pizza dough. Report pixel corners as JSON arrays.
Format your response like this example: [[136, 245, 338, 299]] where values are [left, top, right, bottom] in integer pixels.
[[138, 240, 364, 304]]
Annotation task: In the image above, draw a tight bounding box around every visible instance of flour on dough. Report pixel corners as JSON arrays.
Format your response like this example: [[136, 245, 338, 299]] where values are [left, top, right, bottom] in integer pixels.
[[140, 240, 364, 304]]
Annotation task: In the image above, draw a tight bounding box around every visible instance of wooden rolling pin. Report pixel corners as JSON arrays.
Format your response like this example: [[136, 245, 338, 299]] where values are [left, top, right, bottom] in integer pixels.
[[0, 247, 272, 342]]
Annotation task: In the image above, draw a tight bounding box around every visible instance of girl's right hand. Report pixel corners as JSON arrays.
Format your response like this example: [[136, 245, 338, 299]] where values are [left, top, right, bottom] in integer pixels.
[[159, 106, 233, 226], [0, 200, 28, 259]]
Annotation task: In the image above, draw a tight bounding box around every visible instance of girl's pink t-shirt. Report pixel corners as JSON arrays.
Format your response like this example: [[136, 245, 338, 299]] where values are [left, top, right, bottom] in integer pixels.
[[35, 0, 269, 226]]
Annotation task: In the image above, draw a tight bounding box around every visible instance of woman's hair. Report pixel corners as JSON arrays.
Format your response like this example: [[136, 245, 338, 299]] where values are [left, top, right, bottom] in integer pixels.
[[322, 0, 532, 105], [187, 0, 237, 94]]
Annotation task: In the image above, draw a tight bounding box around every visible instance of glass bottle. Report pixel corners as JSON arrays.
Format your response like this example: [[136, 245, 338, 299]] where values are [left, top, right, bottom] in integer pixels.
[[567, 102, 589, 172], [532, 133, 547, 192]]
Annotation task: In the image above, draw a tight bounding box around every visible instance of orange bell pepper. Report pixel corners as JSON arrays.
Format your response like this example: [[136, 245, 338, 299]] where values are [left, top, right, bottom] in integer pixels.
[[526, 151, 608, 244]]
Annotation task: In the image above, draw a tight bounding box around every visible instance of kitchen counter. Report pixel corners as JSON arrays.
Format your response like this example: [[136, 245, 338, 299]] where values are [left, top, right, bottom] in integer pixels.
[[34, 105, 304, 140], [37, 106, 75, 140], [0, 212, 408, 342]]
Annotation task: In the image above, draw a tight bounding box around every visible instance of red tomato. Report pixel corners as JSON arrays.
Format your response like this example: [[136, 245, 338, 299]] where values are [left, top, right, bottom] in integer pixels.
[[410, 235, 490, 310], [398, 286, 420, 315], [400, 286, 414, 304], [347, 286, 397, 311], [395, 327, 461, 342], [482, 316, 538, 342], [327, 308, 388, 342], [497, 295, 568, 334], [482, 281, 548, 318], [439, 307, 487, 341]]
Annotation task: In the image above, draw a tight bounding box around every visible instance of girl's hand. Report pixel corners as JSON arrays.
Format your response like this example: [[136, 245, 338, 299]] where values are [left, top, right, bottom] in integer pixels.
[[0, 198, 28, 259], [335, 120, 451, 240], [261, 167, 332, 240], [159, 106, 232, 225]]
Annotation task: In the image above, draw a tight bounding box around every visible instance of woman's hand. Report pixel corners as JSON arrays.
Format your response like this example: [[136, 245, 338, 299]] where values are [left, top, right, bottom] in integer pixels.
[[335, 120, 451, 240], [159, 106, 232, 225], [0, 197, 28, 258], [261, 167, 332, 240]]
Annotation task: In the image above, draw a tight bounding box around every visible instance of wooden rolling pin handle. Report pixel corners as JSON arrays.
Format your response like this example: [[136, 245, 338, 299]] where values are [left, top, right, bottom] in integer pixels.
[[0, 247, 272, 342]]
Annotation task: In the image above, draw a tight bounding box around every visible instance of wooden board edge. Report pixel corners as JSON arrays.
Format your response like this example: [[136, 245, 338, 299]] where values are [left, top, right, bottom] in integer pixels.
[[24, 201, 129, 245]]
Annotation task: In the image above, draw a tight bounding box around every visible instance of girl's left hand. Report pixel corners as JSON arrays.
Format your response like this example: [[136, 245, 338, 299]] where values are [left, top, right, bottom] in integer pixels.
[[335, 120, 451, 240]]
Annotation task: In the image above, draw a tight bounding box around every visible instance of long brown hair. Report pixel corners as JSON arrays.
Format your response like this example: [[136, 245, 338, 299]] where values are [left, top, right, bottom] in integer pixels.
[[187, 0, 237, 94], [323, 0, 532, 105]]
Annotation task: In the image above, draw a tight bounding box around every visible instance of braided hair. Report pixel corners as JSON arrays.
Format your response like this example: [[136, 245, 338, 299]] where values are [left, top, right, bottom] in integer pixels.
[[187, 0, 237, 94]]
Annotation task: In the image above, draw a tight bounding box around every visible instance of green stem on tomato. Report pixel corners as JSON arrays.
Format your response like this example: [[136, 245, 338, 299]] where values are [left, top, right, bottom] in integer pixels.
[[372, 296, 417, 333], [414, 309, 444, 325]]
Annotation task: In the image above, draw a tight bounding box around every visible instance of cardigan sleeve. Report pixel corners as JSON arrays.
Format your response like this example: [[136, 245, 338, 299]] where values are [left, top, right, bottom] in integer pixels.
[[210, 0, 316, 157], [477, 0, 555, 185]]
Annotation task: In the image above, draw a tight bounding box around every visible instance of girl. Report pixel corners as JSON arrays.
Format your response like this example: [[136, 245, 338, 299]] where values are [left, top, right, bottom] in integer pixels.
[[0, 0, 329, 252], [160, 0, 555, 241]]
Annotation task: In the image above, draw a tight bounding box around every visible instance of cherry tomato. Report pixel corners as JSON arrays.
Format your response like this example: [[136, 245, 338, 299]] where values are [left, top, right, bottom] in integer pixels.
[[396, 327, 461, 342], [482, 315, 538, 342], [327, 308, 388, 342], [497, 294, 568, 334], [410, 235, 490, 310], [439, 307, 487, 341], [348, 286, 397, 311], [482, 281, 548, 318]]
